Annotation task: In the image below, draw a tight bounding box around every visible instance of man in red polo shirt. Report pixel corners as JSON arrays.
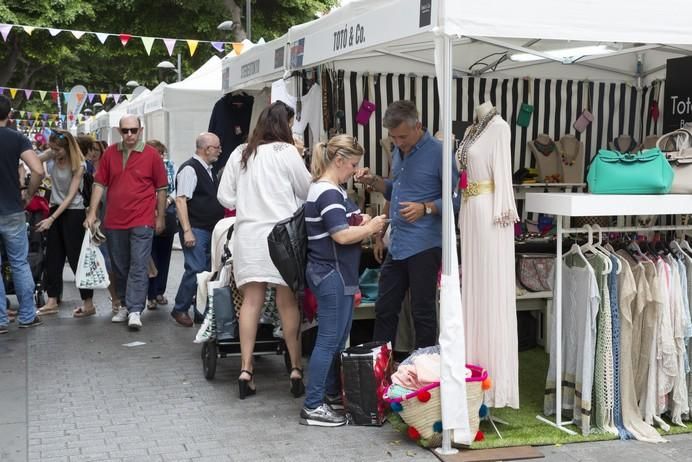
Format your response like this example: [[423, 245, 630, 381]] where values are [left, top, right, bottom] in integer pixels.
[[84, 115, 167, 330]]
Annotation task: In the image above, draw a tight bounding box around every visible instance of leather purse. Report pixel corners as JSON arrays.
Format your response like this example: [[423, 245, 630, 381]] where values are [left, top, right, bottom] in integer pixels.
[[516, 253, 554, 292], [267, 204, 307, 293], [586, 148, 673, 194], [656, 129, 692, 194]]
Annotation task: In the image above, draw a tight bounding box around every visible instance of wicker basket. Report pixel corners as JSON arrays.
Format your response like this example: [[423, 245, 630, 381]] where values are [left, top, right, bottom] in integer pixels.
[[384, 364, 489, 447]]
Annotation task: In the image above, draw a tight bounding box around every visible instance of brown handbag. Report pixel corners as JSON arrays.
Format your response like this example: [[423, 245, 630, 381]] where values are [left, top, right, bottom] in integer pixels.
[[516, 253, 555, 292], [657, 129, 692, 193]]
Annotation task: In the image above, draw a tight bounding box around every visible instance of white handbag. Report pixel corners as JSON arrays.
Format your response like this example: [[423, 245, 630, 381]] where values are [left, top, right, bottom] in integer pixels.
[[658, 129, 692, 193]]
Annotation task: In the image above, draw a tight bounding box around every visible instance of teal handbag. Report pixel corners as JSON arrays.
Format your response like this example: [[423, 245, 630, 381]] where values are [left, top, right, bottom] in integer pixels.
[[586, 148, 673, 194]]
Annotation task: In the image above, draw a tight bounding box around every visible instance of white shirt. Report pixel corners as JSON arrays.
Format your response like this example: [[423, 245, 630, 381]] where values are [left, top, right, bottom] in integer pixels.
[[175, 154, 214, 199], [271, 79, 324, 147]]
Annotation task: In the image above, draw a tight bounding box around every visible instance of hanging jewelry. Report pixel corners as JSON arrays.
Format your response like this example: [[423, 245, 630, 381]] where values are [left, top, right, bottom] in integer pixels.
[[533, 138, 557, 156], [455, 108, 498, 190]]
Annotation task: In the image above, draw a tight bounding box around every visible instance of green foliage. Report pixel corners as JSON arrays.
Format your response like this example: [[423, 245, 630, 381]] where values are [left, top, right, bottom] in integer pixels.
[[0, 0, 336, 113]]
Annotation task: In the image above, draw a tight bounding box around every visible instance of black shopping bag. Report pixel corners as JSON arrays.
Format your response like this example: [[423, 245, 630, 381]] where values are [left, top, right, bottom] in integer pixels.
[[212, 286, 238, 342], [341, 341, 392, 426]]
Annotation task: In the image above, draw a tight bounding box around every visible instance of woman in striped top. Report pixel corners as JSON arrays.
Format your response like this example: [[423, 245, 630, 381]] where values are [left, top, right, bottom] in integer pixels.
[[299, 135, 386, 427]]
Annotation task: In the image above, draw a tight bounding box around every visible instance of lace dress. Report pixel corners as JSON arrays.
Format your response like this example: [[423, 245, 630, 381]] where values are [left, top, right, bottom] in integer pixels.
[[459, 115, 519, 408]]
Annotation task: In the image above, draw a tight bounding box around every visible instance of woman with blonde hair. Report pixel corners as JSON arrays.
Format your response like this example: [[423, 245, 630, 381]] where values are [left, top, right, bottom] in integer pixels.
[[299, 135, 386, 426], [217, 101, 311, 400], [36, 129, 96, 317]]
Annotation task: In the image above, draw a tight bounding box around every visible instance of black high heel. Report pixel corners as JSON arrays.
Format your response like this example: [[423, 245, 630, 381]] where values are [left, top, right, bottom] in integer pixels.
[[238, 369, 256, 400], [290, 367, 305, 398]]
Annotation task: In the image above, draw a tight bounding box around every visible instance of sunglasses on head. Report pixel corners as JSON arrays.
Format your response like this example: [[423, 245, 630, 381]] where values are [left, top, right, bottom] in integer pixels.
[[120, 127, 139, 134]]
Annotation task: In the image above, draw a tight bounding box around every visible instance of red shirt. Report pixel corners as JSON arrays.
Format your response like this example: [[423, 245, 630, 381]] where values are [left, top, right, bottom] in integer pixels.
[[95, 141, 168, 229]]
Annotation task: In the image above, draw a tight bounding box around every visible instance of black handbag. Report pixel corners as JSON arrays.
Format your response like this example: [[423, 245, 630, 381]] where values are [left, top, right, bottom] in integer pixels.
[[160, 203, 178, 237], [267, 204, 307, 293]]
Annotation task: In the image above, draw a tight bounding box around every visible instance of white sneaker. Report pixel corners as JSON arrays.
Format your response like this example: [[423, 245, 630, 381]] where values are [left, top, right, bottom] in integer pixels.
[[111, 307, 128, 323], [128, 312, 142, 330]]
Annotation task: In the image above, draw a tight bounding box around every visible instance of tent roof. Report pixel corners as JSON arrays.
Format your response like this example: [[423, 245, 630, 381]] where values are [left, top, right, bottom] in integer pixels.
[[222, 0, 692, 91], [221, 34, 289, 91], [168, 55, 222, 91]]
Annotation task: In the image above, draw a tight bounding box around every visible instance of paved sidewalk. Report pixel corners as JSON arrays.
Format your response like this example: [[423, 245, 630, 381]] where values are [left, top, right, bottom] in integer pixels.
[[2, 251, 692, 462]]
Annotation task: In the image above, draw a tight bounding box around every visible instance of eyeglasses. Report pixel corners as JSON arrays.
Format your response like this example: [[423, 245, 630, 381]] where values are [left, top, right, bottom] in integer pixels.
[[120, 127, 139, 134]]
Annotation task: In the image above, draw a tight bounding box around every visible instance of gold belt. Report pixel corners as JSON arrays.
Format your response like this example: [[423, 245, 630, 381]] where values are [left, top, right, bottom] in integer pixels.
[[462, 180, 494, 200]]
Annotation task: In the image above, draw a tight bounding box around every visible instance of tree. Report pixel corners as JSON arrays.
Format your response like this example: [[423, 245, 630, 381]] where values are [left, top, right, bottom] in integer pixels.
[[0, 0, 337, 114]]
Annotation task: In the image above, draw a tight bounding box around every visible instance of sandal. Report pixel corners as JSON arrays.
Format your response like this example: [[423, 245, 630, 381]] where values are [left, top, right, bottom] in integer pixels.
[[238, 369, 256, 400], [290, 367, 305, 398], [73, 306, 96, 318], [8, 308, 17, 323], [37, 305, 59, 315], [147, 299, 158, 310], [155, 295, 168, 306]]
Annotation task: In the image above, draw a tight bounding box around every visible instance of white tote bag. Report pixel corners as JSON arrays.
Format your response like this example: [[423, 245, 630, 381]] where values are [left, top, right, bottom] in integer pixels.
[[75, 229, 110, 289]]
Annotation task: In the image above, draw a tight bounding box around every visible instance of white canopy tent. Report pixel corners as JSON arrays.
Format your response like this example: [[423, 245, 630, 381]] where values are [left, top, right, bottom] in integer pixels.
[[222, 0, 692, 449], [141, 56, 223, 167]]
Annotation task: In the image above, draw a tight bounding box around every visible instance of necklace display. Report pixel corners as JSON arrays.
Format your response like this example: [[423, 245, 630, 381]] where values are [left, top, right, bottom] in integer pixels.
[[455, 108, 498, 190], [559, 139, 579, 166], [533, 138, 556, 156]]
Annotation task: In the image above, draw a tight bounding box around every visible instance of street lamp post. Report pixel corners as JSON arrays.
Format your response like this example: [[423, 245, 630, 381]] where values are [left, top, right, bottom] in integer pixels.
[[156, 53, 182, 82]]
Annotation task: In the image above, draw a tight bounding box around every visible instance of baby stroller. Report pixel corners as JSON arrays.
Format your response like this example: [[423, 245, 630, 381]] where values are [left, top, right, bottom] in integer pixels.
[[197, 218, 291, 380], [1, 196, 49, 310]]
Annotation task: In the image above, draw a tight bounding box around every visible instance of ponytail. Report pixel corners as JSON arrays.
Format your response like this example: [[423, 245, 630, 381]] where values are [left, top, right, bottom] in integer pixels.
[[310, 134, 364, 181], [310, 142, 329, 180]]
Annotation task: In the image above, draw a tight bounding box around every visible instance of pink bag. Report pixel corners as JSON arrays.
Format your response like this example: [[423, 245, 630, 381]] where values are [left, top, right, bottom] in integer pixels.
[[356, 99, 376, 125], [573, 109, 593, 133]]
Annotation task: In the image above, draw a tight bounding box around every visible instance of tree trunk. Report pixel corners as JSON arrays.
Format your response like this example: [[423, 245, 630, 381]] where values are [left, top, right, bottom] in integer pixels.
[[222, 0, 248, 42]]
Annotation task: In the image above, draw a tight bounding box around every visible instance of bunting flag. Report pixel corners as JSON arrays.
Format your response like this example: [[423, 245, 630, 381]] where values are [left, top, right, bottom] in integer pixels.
[[141, 36, 155, 55], [211, 41, 225, 53], [113, 93, 122, 103], [48, 28, 61, 37], [232, 43, 244, 55], [22, 26, 35, 35], [50, 91, 58, 102], [88, 93, 95, 103], [95, 32, 109, 44], [24, 89, 32, 99], [9, 88, 17, 98], [71, 30, 86, 39], [0, 24, 11, 41], [39, 90, 47, 101], [19, 111, 25, 118], [163, 38, 176, 56], [119, 33, 132, 46], [187, 39, 199, 56], [99, 93, 107, 104]]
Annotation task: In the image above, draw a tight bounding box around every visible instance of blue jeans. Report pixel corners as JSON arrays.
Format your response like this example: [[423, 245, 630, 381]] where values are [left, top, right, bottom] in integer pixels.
[[0, 212, 36, 325], [304, 270, 354, 409], [173, 228, 211, 314], [106, 226, 154, 313], [148, 234, 174, 300]]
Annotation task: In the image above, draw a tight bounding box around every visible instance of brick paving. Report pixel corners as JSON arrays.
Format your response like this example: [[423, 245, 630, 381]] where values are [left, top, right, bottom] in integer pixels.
[[2, 250, 692, 461]]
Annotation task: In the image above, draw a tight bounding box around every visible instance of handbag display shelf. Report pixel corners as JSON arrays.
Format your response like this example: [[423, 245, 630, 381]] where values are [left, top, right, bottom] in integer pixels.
[[525, 191, 692, 436]]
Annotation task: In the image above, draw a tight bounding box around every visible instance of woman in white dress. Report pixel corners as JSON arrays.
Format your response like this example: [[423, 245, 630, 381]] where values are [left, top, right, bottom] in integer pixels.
[[217, 101, 312, 399]]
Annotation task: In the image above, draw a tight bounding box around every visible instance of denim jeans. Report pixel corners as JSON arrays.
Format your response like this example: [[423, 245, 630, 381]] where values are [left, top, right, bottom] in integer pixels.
[[148, 234, 175, 300], [0, 212, 36, 325], [304, 270, 354, 409], [173, 228, 211, 314], [106, 226, 154, 313]]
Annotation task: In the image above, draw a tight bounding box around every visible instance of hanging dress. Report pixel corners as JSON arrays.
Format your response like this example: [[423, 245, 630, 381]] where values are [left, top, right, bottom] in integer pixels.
[[459, 115, 519, 408]]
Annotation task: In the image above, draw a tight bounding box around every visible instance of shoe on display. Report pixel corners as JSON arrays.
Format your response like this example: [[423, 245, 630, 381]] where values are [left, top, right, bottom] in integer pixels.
[[111, 307, 128, 323], [299, 404, 347, 427], [18, 316, 43, 328], [128, 312, 142, 330]]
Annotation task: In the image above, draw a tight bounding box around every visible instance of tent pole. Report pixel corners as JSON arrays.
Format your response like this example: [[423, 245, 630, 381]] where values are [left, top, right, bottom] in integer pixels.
[[436, 32, 459, 457]]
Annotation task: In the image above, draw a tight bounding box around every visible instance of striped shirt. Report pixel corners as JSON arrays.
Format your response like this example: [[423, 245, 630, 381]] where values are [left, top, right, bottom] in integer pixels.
[[305, 181, 362, 295]]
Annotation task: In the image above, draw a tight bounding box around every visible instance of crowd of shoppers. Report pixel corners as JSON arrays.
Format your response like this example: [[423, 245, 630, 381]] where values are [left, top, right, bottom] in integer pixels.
[[1, 95, 449, 429]]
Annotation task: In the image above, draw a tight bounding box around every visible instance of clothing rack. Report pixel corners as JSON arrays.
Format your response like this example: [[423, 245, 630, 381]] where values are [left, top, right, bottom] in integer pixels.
[[524, 192, 692, 435]]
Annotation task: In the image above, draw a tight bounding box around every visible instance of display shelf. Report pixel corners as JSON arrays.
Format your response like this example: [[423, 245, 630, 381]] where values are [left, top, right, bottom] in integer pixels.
[[525, 192, 692, 217], [513, 183, 585, 188]]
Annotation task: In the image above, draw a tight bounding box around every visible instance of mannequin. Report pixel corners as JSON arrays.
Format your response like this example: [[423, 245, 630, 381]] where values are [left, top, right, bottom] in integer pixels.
[[557, 134, 585, 183], [457, 103, 519, 409], [528, 134, 561, 183], [609, 135, 639, 153]]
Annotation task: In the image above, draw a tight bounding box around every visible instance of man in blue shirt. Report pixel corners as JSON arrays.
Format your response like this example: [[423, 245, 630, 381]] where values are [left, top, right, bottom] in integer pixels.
[[355, 100, 458, 349]]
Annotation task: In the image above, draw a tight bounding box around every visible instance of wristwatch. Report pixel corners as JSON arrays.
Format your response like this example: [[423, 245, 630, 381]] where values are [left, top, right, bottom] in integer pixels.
[[424, 203, 432, 215]]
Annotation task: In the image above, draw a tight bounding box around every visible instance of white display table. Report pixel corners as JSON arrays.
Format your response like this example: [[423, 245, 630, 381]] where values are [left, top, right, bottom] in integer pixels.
[[525, 192, 692, 435]]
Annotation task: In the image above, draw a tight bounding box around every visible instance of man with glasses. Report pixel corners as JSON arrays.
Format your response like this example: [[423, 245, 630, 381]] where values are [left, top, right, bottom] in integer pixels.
[[84, 115, 168, 330], [170, 132, 224, 327]]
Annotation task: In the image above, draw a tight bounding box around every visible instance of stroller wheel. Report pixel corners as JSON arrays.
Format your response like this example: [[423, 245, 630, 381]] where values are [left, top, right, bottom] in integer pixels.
[[202, 341, 217, 380]]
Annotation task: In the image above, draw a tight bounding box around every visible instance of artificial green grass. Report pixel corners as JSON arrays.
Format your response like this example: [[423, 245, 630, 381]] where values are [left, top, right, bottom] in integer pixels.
[[389, 347, 692, 450]]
